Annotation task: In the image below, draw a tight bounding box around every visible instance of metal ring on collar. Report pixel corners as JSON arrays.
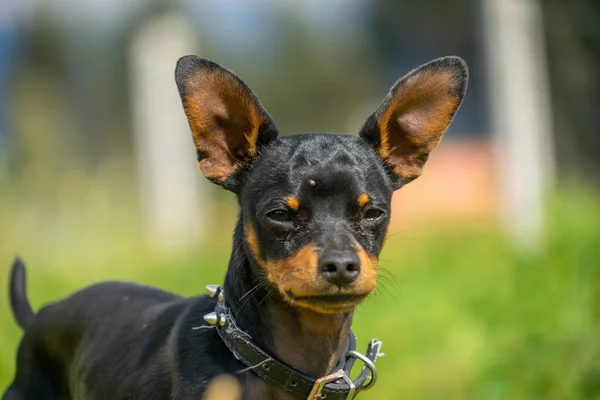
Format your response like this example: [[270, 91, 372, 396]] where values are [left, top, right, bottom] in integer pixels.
[[346, 350, 378, 390]]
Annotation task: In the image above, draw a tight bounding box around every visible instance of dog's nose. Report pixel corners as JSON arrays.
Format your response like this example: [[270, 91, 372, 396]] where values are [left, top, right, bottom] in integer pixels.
[[318, 250, 361, 286]]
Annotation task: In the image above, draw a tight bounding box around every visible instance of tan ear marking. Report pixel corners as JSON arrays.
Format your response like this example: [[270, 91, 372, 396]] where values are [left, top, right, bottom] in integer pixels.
[[175, 56, 277, 186], [360, 57, 468, 187], [377, 68, 463, 181]]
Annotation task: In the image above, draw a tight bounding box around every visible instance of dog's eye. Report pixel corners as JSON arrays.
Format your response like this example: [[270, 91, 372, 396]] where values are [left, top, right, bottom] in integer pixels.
[[266, 209, 291, 222], [363, 208, 384, 221]]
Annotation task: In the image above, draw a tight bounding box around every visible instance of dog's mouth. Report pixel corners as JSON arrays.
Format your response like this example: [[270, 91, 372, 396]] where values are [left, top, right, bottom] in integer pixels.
[[285, 291, 369, 313]]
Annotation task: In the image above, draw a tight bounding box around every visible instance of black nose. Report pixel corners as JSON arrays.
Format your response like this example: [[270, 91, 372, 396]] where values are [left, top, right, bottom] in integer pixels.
[[318, 250, 361, 287]]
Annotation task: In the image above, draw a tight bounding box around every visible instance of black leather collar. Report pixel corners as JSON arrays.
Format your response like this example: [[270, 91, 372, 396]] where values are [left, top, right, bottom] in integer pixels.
[[203, 285, 383, 400]]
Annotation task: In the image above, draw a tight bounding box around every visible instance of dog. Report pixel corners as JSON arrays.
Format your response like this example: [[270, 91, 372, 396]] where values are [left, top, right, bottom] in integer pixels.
[[3, 55, 468, 400]]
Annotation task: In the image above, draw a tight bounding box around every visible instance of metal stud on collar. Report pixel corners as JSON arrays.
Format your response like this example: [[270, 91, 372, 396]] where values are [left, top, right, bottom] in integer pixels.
[[204, 285, 227, 327], [203, 312, 228, 327], [203, 312, 218, 325], [218, 313, 227, 327], [205, 284, 220, 297], [205, 284, 225, 301]]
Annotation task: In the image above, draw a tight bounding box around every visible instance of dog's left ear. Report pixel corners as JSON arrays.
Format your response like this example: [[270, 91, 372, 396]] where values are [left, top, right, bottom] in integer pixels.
[[175, 56, 278, 190], [359, 56, 468, 189]]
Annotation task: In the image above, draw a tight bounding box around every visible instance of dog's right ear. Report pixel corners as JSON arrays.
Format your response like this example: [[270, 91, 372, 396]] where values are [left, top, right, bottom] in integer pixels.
[[175, 56, 278, 190], [359, 57, 468, 189]]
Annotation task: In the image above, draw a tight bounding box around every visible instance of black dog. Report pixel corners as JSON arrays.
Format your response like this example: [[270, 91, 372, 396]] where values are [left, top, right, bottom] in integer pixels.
[[3, 56, 468, 400]]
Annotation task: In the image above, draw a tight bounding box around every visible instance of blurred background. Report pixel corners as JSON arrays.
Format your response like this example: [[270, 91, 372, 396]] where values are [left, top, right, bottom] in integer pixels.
[[1, 0, 599, 398]]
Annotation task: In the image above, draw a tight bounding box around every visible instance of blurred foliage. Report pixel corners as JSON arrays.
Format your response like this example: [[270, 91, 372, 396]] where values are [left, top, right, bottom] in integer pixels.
[[1, 177, 599, 399], [5, 0, 600, 182]]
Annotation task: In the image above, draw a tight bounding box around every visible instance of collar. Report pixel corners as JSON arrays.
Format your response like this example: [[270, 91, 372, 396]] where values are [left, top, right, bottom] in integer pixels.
[[202, 285, 383, 400]]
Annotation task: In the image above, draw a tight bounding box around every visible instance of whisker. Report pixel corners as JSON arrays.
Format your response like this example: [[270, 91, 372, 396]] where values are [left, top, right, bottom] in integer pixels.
[[239, 282, 265, 302], [257, 287, 274, 308], [235, 281, 268, 318], [374, 280, 398, 303], [377, 266, 399, 286], [385, 231, 402, 239]]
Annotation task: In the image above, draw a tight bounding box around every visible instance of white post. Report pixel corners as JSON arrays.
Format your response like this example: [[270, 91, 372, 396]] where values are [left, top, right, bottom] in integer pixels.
[[130, 13, 209, 251], [482, 0, 555, 249]]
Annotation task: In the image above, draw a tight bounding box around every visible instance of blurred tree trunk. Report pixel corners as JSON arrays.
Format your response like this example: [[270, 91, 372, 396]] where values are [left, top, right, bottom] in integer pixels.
[[541, 0, 600, 185]]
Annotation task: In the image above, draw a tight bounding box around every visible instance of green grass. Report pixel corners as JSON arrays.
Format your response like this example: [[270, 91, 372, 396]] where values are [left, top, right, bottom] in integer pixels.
[[1, 182, 599, 399]]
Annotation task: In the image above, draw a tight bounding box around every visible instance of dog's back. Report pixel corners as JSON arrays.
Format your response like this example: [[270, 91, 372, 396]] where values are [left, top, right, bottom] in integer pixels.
[[5, 259, 201, 399]]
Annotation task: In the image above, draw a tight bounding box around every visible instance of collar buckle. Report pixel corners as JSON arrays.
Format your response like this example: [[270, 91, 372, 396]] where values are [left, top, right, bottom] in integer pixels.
[[307, 369, 356, 400]]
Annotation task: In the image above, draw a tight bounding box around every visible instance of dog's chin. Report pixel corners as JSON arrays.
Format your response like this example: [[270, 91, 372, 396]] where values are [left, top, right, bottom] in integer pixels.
[[283, 291, 370, 314]]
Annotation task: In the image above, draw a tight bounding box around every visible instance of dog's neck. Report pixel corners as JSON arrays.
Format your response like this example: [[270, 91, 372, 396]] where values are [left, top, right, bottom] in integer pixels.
[[223, 220, 354, 399]]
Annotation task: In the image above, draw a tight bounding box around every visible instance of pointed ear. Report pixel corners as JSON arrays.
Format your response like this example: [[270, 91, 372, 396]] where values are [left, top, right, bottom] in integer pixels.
[[359, 56, 468, 189], [175, 56, 278, 190]]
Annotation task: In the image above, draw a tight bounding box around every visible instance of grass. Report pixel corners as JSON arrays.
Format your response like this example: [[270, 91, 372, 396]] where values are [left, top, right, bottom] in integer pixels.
[[0, 176, 599, 399]]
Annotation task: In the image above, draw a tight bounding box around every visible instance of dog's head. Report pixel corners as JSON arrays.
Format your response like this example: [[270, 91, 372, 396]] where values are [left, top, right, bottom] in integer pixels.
[[175, 56, 468, 314]]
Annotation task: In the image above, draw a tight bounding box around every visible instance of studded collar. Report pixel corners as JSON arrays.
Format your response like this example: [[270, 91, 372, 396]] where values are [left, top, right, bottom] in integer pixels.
[[202, 285, 382, 400]]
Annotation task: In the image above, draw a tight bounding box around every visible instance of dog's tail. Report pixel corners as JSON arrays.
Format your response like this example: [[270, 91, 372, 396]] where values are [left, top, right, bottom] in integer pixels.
[[9, 257, 35, 329]]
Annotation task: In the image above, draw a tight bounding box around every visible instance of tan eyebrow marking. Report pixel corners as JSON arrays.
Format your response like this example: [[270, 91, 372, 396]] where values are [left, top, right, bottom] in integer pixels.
[[357, 193, 370, 208], [285, 196, 300, 211]]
